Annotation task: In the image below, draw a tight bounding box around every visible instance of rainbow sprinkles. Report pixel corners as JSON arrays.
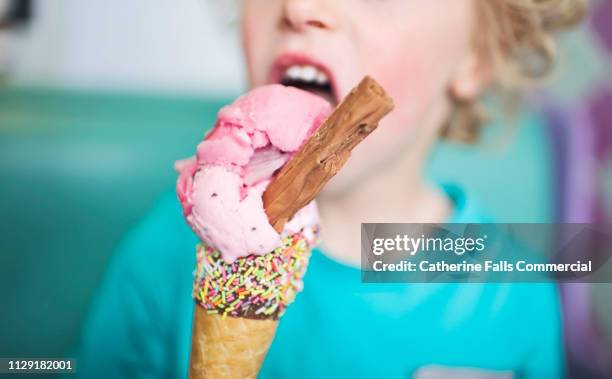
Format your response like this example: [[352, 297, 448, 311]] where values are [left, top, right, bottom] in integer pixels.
[[193, 228, 317, 320]]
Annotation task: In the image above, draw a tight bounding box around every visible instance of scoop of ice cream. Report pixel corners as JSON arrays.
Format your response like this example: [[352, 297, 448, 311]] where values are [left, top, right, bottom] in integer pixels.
[[176, 85, 331, 263]]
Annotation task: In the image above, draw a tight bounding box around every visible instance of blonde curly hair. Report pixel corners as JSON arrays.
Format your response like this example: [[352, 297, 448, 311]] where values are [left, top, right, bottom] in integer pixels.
[[441, 0, 589, 142]]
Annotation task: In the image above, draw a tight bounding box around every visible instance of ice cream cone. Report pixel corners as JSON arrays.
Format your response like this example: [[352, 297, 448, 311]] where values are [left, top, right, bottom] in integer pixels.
[[188, 233, 313, 379], [181, 77, 394, 378], [189, 308, 277, 379]]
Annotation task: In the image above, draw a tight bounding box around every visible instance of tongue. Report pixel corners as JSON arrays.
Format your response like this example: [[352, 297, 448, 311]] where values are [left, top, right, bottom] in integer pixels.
[[306, 87, 336, 105], [243, 146, 290, 186]]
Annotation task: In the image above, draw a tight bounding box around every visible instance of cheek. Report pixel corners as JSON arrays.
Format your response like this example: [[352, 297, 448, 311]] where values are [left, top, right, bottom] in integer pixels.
[[241, 7, 277, 87], [359, 1, 474, 135], [367, 43, 465, 137], [369, 46, 441, 135]]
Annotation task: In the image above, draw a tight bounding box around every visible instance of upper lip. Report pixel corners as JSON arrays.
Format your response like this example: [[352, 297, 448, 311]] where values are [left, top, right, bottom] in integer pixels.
[[268, 52, 339, 103]]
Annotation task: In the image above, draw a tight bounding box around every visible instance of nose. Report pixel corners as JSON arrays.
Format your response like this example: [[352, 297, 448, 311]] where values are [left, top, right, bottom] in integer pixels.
[[281, 0, 337, 32]]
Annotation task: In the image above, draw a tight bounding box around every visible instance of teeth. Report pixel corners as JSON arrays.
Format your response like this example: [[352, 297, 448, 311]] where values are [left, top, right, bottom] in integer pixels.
[[282, 65, 329, 85], [315, 71, 328, 85], [301, 66, 317, 82], [286, 66, 301, 80]]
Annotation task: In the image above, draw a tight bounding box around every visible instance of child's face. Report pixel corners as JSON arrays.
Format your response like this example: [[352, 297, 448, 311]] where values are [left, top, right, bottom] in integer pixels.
[[241, 0, 482, 192]]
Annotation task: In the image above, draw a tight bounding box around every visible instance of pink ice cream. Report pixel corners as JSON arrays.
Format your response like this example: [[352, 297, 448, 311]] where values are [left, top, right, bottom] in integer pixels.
[[176, 85, 332, 263]]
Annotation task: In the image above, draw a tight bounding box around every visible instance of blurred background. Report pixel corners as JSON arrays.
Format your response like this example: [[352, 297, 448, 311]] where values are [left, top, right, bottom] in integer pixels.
[[0, 0, 611, 377]]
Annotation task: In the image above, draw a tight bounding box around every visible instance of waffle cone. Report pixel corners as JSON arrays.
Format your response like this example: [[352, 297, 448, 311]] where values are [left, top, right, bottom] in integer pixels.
[[189, 306, 278, 379]]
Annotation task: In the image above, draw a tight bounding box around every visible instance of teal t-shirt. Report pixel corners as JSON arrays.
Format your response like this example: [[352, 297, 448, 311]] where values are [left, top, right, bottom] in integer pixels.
[[76, 184, 564, 378]]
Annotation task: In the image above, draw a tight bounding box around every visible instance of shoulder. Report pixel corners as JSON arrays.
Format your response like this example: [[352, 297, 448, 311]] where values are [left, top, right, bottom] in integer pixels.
[[77, 190, 197, 378], [112, 190, 198, 272], [96, 189, 198, 326]]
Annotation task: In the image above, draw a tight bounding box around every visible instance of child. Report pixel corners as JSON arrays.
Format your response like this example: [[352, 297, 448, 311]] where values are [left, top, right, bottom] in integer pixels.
[[77, 0, 586, 378]]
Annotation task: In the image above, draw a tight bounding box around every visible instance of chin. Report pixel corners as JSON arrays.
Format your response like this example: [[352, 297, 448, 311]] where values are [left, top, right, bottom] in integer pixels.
[[318, 157, 368, 198]]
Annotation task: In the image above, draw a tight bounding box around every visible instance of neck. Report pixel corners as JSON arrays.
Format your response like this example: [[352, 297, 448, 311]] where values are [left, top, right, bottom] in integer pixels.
[[316, 134, 452, 267]]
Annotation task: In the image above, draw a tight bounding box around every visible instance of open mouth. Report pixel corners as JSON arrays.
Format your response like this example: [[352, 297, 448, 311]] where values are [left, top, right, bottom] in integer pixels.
[[272, 57, 338, 106]]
